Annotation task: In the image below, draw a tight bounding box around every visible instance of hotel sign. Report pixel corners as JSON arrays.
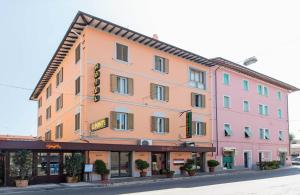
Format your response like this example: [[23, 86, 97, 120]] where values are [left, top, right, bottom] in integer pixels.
[[186, 112, 192, 138], [45, 143, 62, 150], [90, 118, 109, 132], [94, 63, 101, 102]]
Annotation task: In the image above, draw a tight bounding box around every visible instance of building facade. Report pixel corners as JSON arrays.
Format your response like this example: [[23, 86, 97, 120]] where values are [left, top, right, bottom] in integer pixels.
[[211, 58, 298, 170], [30, 11, 216, 180]]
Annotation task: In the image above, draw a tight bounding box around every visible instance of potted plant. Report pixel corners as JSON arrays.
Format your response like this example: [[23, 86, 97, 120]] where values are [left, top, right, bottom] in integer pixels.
[[184, 159, 197, 176], [207, 159, 220, 173], [95, 160, 110, 181], [64, 153, 84, 183], [12, 150, 33, 187], [164, 168, 175, 178], [135, 159, 149, 177]]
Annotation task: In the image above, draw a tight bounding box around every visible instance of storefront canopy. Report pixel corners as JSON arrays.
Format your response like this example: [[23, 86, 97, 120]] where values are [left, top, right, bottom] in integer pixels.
[[0, 140, 215, 153]]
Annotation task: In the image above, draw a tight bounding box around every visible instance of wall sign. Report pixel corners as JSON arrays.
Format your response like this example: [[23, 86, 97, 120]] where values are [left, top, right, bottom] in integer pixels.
[[173, 159, 185, 165], [94, 63, 101, 102], [84, 164, 93, 173], [45, 143, 61, 150], [90, 118, 109, 132], [186, 112, 192, 138]]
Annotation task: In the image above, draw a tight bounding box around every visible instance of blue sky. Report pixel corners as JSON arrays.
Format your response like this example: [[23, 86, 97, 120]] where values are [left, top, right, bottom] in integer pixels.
[[0, 0, 300, 137]]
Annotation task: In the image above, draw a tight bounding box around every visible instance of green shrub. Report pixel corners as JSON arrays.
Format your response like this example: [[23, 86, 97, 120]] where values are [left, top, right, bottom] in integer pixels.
[[64, 153, 84, 177], [12, 150, 33, 180], [95, 160, 110, 175], [207, 160, 220, 168], [135, 159, 149, 172]]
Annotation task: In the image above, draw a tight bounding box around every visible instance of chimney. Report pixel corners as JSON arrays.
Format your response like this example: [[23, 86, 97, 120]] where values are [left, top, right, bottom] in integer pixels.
[[152, 34, 159, 40]]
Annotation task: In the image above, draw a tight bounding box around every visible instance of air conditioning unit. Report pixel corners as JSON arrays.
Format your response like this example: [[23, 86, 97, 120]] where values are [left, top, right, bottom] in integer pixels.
[[138, 139, 153, 146]]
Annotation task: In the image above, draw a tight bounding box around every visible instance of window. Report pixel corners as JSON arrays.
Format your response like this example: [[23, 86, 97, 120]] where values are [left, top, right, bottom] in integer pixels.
[[189, 69, 206, 89], [244, 127, 251, 138], [55, 123, 63, 139], [191, 93, 205, 108], [46, 84, 52, 99], [75, 44, 80, 63], [279, 131, 284, 141], [116, 43, 128, 62], [195, 122, 206, 136], [257, 85, 263, 95], [259, 151, 272, 161], [223, 96, 230, 108], [56, 94, 63, 111], [263, 86, 268, 96], [154, 56, 169, 73], [243, 101, 249, 112], [38, 116, 42, 127], [259, 104, 268, 116], [75, 77, 80, 95], [224, 124, 232, 136], [223, 73, 230, 85], [45, 130, 51, 141], [46, 106, 51, 120], [111, 112, 134, 130], [243, 80, 249, 91], [56, 68, 63, 87], [151, 116, 169, 133], [75, 113, 80, 131], [38, 98, 42, 108], [150, 83, 169, 102], [110, 75, 134, 95], [259, 128, 270, 140], [277, 91, 282, 100], [278, 109, 282, 119]]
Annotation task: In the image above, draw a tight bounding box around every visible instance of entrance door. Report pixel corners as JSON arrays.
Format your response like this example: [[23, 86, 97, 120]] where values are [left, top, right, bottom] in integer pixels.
[[223, 152, 234, 169], [0, 153, 5, 186], [279, 152, 286, 166], [151, 152, 167, 175], [111, 152, 131, 177]]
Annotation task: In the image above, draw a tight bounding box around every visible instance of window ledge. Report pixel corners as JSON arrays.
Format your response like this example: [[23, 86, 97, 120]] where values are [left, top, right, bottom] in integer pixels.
[[152, 132, 168, 135], [112, 57, 131, 65], [152, 69, 167, 75], [113, 128, 133, 132]]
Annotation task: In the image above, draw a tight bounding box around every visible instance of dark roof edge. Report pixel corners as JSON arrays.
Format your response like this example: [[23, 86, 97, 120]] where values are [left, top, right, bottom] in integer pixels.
[[211, 57, 299, 92]]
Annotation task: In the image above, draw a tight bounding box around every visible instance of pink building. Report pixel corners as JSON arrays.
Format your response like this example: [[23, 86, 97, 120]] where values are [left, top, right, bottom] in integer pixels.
[[211, 58, 298, 170]]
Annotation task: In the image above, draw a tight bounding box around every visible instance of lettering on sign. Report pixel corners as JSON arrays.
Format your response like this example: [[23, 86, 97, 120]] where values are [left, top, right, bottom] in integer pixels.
[[94, 63, 101, 102], [45, 143, 62, 150], [90, 118, 109, 132]]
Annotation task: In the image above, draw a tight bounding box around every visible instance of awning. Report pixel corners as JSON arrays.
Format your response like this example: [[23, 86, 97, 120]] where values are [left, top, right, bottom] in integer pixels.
[[0, 140, 215, 153], [278, 148, 288, 153], [223, 147, 236, 152]]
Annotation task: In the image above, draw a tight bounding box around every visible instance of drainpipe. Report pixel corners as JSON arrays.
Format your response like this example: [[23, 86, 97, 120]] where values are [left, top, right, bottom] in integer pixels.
[[287, 92, 290, 157], [214, 66, 222, 157], [71, 29, 83, 140]]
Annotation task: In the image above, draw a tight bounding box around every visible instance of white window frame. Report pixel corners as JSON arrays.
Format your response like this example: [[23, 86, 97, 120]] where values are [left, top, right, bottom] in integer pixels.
[[263, 86, 268, 96], [244, 126, 251, 138], [259, 150, 272, 161], [243, 80, 249, 91], [223, 73, 230, 85], [279, 130, 284, 141], [115, 42, 129, 64], [277, 91, 282, 100], [156, 117, 165, 133], [259, 104, 268, 116], [154, 56, 165, 73], [195, 94, 204, 108], [224, 123, 232, 136], [189, 68, 206, 90], [223, 95, 230, 108], [117, 76, 128, 94], [116, 112, 128, 130], [156, 85, 165, 101], [243, 100, 249, 112], [195, 122, 204, 136], [278, 108, 282, 119], [259, 128, 270, 140], [257, 84, 263, 95]]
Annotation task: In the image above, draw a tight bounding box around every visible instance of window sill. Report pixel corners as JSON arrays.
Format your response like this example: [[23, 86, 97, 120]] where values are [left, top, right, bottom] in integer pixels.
[[113, 92, 131, 96], [112, 57, 131, 65], [113, 128, 133, 132], [193, 135, 205, 137], [152, 132, 168, 135], [152, 69, 168, 75], [153, 99, 168, 103]]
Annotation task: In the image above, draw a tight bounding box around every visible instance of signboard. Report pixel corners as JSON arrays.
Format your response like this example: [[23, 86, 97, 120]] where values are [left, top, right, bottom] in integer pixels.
[[90, 118, 109, 132], [94, 63, 101, 102], [173, 159, 185, 165], [45, 143, 61, 150], [186, 112, 192, 138], [84, 164, 93, 173]]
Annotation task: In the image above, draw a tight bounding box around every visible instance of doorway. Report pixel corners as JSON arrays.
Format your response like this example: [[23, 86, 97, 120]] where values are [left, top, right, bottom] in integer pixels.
[[151, 152, 167, 175], [110, 152, 131, 177], [243, 151, 252, 168], [223, 151, 234, 169], [279, 152, 286, 166], [0, 153, 5, 186]]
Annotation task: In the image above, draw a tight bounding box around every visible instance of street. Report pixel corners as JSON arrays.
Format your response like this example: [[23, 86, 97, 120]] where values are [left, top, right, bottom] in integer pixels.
[[2, 167, 300, 195]]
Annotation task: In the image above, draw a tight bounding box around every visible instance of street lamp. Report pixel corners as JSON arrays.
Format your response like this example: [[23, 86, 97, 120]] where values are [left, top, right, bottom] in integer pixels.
[[242, 56, 258, 66]]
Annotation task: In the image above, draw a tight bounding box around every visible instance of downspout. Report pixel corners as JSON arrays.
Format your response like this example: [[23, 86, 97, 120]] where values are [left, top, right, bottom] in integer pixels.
[[214, 66, 222, 157], [287, 92, 290, 156]]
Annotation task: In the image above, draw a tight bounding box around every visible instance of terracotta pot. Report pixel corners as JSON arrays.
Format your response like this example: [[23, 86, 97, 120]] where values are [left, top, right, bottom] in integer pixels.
[[188, 170, 197, 176], [101, 174, 109, 181], [140, 171, 147, 177], [15, 180, 28, 187], [66, 176, 78, 183], [209, 167, 215, 173]]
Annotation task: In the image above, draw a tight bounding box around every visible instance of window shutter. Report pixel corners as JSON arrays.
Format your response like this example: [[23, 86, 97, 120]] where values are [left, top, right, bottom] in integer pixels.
[[61, 94, 63, 109], [165, 86, 169, 102], [192, 121, 196, 135], [155, 56, 160, 68], [150, 83, 156, 99], [201, 95, 206, 107], [151, 116, 156, 132], [116, 44, 121, 60], [61, 68, 63, 83], [191, 93, 196, 107], [164, 118, 169, 133], [110, 74, 117, 92], [202, 122, 206, 135], [128, 78, 134, 96], [60, 124, 63, 138], [128, 113, 134, 129], [110, 111, 117, 129], [164, 58, 169, 74], [124, 46, 128, 62]]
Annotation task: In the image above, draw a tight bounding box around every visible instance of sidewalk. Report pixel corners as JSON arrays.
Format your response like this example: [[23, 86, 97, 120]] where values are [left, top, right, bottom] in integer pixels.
[[0, 168, 286, 193]]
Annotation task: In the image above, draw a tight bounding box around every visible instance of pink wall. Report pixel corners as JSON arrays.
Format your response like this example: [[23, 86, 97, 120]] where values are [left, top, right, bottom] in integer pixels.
[[212, 66, 290, 168]]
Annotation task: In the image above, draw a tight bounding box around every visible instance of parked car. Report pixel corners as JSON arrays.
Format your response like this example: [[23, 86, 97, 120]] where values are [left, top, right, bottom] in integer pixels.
[[292, 157, 300, 165]]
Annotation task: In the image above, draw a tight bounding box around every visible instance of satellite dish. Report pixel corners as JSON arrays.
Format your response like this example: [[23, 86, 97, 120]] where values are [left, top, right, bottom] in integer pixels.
[[243, 56, 258, 66]]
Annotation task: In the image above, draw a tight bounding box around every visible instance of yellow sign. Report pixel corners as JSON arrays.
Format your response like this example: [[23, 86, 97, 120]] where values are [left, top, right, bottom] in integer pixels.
[[45, 143, 62, 150], [90, 118, 109, 132]]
